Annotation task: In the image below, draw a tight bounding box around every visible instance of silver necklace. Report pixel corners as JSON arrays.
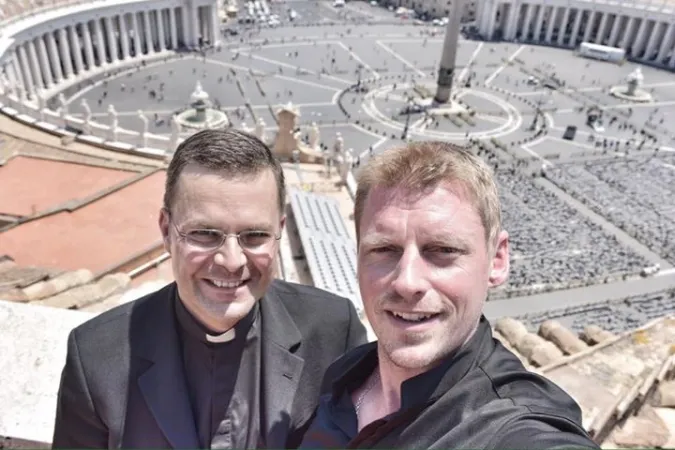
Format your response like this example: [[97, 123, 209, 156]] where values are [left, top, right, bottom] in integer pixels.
[[354, 371, 380, 414]]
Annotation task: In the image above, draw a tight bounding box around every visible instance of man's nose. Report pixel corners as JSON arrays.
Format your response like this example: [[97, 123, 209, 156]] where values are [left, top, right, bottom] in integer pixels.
[[213, 236, 247, 272], [391, 248, 430, 302]]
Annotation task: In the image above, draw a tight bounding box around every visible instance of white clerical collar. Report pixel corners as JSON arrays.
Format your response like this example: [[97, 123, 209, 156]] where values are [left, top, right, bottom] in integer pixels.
[[205, 328, 236, 343]]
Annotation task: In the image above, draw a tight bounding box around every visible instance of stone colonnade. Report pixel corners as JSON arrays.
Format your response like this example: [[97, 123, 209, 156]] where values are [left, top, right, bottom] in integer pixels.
[[0, 2, 220, 98], [477, 0, 675, 68]]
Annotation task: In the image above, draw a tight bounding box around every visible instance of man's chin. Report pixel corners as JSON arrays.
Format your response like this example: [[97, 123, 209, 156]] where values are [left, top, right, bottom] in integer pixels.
[[381, 341, 445, 371]]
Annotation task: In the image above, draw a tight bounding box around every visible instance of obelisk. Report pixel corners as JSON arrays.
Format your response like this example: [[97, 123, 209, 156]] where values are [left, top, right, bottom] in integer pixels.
[[434, 0, 464, 104]]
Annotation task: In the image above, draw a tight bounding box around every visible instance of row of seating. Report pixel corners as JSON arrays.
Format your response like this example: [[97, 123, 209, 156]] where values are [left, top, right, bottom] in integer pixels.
[[288, 188, 363, 314]]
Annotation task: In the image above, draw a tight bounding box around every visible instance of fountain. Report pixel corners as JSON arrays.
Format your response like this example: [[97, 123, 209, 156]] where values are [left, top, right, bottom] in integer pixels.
[[610, 67, 653, 103], [174, 81, 229, 132]]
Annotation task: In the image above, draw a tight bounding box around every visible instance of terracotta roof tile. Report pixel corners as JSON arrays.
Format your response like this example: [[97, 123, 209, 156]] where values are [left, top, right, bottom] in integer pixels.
[[0, 171, 166, 273], [0, 156, 135, 217]]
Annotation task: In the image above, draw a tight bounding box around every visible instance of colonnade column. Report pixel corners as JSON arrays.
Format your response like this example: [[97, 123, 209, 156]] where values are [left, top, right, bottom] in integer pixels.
[[521, 4, 534, 40], [18, 45, 35, 95], [156, 9, 167, 51], [582, 11, 596, 42], [545, 7, 557, 42], [106, 16, 119, 63], [37, 37, 53, 88], [83, 22, 96, 69], [46, 32, 63, 83], [485, 2, 498, 40], [644, 21, 663, 59], [621, 17, 637, 49], [58, 28, 73, 78], [533, 5, 545, 41], [94, 19, 107, 65], [557, 7, 570, 45], [119, 14, 130, 59], [192, 5, 199, 47], [595, 12, 609, 43], [211, 4, 220, 46], [506, 2, 520, 40], [69, 25, 84, 74], [132, 13, 142, 56], [144, 11, 155, 54], [5, 55, 17, 88], [11, 52, 24, 91], [477, 0, 490, 35], [632, 19, 649, 55], [570, 9, 584, 46], [608, 14, 623, 47], [28, 40, 45, 89], [657, 22, 675, 62], [169, 7, 178, 49]]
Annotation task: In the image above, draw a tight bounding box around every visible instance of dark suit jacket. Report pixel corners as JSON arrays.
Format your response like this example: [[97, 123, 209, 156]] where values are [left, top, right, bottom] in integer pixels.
[[52, 280, 367, 449]]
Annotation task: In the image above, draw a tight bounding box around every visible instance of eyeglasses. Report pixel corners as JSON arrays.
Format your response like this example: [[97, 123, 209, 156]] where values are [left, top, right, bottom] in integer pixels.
[[171, 220, 281, 253]]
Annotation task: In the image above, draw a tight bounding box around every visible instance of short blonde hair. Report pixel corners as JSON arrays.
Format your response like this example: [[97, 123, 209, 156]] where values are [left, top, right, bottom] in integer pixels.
[[354, 141, 502, 247]]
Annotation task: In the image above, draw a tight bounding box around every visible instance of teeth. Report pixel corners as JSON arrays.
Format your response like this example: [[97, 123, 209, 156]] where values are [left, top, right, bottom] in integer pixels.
[[210, 279, 244, 288], [392, 312, 433, 322]]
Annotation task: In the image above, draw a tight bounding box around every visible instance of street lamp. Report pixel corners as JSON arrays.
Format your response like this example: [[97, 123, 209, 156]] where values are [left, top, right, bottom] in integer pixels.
[[402, 95, 413, 140]]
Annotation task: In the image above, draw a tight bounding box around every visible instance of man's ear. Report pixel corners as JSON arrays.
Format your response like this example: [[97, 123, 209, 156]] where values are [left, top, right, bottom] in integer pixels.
[[488, 230, 509, 288], [158, 208, 172, 254], [279, 214, 286, 232]]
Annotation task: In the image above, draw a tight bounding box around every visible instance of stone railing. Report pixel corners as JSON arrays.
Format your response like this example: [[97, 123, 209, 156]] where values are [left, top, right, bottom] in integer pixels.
[[0, 85, 177, 158]]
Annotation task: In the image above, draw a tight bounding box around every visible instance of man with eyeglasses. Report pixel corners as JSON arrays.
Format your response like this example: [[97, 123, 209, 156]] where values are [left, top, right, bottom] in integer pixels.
[[52, 129, 367, 449]]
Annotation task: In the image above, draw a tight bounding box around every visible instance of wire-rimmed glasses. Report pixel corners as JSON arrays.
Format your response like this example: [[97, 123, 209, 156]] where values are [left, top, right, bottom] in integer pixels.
[[171, 220, 281, 254]]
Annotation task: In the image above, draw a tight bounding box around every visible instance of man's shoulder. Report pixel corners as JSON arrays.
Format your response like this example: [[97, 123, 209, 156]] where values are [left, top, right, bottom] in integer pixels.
[[71, 282, 173, 342], [322, 342, 375, 383], [474, 333, 585, 425]]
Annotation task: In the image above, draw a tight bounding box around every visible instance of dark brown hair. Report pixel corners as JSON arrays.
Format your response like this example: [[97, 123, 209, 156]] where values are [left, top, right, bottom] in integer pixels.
[[164, 128, 285, 213]]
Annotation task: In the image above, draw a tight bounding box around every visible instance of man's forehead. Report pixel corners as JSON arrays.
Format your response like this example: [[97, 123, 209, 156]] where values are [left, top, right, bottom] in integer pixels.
[[178, 164, 271, 184], [364, 181, 471, 211]]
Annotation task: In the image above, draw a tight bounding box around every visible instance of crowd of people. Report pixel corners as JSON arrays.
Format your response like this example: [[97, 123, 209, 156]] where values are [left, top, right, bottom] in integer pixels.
[[497, 172, 650, 291], [515, 287, 675, 334], [546, 157, 675, 266]]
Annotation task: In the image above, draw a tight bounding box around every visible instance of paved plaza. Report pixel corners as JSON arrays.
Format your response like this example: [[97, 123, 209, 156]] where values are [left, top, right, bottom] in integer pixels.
[[44, 0, 675, 307]]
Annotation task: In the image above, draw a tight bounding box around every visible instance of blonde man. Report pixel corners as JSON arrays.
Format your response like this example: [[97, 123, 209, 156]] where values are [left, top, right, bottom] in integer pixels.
[[300, 141, 598, 449]]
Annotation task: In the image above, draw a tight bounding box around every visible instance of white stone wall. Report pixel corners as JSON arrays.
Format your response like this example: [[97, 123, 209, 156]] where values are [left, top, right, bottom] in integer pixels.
[[477, 0, 675, 68]]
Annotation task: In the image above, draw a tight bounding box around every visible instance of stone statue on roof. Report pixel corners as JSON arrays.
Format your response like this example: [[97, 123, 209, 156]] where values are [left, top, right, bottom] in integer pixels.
[[58, 93, 68, 120], [255, 117, 266, 142], [309, 122, 320, 150], [169, 115, 181, 152], [81, 98, 92, 134], [36, 90, 46, 122], [338, 150, 354, 182], [108, 104, 118, 142], [138, 110, 148, 148], [333, 132, 344, 158]]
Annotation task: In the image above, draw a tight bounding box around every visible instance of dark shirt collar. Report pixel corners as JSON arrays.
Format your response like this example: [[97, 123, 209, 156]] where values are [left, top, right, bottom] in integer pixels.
[[331, 316, 490, 410], [174, 292, 259, 346]]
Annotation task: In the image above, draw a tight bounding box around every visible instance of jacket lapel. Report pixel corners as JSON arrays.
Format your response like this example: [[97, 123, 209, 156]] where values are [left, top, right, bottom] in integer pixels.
[[133, 284, 199, 449], [260, 284, 305, 447]]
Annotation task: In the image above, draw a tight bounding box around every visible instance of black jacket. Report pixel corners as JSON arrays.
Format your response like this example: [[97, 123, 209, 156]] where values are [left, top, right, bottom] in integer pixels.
[[302, 316, 598, 449], [52, 280, 367, 449]]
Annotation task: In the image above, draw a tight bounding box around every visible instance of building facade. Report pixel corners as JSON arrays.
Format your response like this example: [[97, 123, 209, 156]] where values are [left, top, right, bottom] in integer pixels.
[[380, 0, 476, 21]]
